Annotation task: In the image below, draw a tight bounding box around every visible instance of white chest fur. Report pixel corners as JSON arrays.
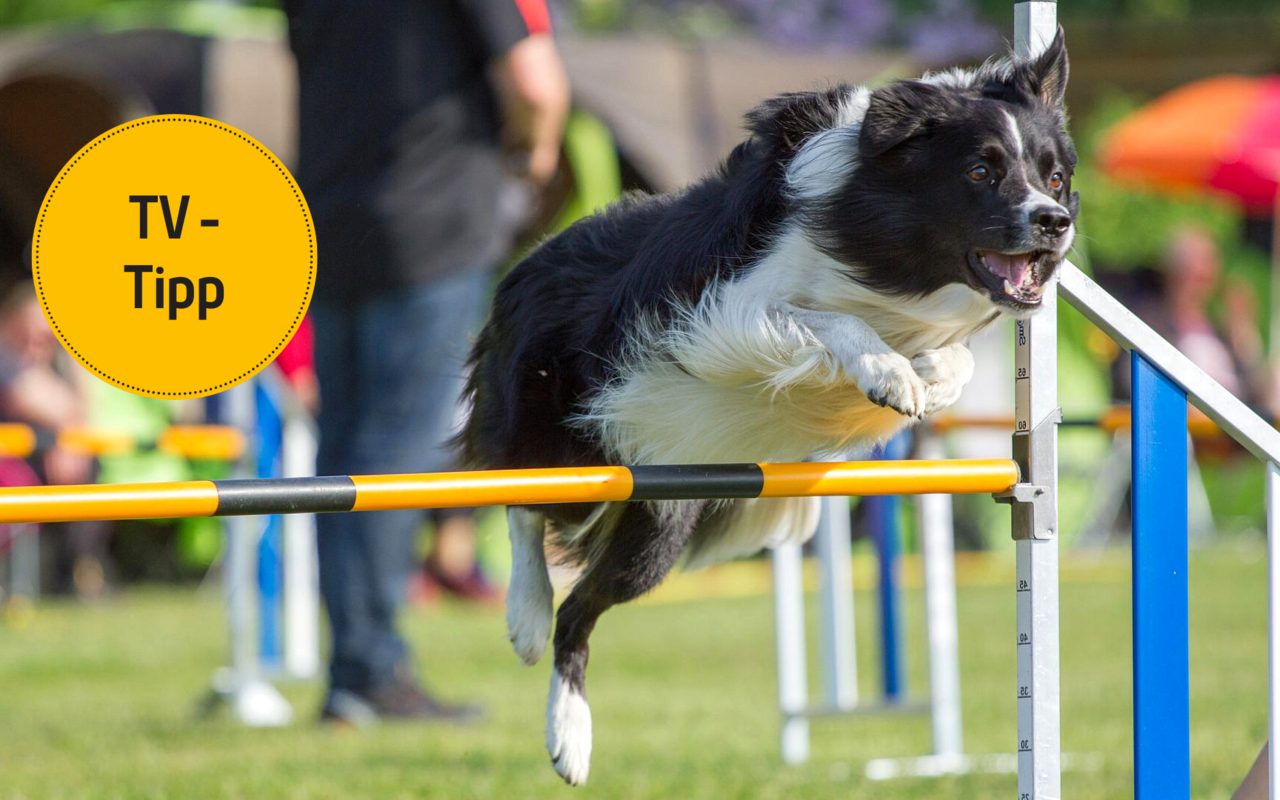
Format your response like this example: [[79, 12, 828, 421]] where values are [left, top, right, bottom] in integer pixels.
[[575, 228, 996, 466]]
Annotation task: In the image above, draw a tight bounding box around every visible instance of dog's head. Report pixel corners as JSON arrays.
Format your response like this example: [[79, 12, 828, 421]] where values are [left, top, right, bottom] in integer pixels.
[[782, 29, 1077, 316]]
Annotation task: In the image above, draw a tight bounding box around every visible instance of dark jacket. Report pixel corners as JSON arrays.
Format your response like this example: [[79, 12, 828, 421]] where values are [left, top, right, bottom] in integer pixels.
[[284, 0, 547, 302]]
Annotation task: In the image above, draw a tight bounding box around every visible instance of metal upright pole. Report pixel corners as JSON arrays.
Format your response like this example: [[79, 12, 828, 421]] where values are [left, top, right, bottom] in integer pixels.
[[916, 433, 964, 759], [281, 409, 321, 680], [205, 381, 293, 727], [225, 382, 259, 696], [772, 542, 811, 764], [9, 523, 38, 603], [1009, 321, 1063, 799], [1011, 8, 1063, 796], [816, 495, 859, 711]]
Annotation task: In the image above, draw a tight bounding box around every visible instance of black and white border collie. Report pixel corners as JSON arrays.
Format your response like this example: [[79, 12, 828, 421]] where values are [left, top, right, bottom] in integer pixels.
[[459, 31, 1077, 785]]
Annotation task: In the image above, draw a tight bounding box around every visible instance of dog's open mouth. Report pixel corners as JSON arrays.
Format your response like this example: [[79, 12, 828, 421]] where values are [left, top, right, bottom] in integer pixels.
[[967, 250, 1055, 309]]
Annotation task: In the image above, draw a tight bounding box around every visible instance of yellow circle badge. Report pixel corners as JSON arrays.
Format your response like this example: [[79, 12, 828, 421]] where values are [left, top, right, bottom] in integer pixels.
[[33, 115, 314, 398]]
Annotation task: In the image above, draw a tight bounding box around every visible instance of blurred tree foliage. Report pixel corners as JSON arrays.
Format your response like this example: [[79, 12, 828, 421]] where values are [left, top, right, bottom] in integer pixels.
[[3, 0, 105, 26], [0, 0, 277, 29]]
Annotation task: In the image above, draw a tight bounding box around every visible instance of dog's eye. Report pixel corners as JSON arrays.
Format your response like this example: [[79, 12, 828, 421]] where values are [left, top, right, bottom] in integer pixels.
[[966, 165, 990, 182], [1048, 171, 1065, 190]]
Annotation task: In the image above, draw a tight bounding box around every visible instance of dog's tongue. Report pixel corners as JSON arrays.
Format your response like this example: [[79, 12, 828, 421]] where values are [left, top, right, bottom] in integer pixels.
[[985, 252, 1033, 286]]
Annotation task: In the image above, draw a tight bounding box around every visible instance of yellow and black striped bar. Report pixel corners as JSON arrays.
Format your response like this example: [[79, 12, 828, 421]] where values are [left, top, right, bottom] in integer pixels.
[[0, 459, 1018, 524]]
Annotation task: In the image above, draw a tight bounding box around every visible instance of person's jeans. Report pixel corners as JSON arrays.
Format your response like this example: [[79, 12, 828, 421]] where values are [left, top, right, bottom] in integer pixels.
[[311, 269, 489, 693]]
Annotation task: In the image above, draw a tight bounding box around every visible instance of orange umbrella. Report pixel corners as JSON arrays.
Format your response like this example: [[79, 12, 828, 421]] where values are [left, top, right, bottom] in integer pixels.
[[1099, 75, 1280, 213], [1099, 74, 1280, 353]]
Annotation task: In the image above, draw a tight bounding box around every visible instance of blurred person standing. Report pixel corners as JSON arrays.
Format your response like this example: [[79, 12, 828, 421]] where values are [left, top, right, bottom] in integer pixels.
[[1160, 228, 1271, 409], [1115, 227, 1273, 411], [283, 0, 569, 722], [0, 280, 107, 597], [0, 283, 91, 460]]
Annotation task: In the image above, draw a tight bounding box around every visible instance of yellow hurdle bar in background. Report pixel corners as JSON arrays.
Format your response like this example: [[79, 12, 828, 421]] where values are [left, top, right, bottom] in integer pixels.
[[928, 405, 1274, 439], [0, 459, 1020, 525], [0, 423, 246, 460]]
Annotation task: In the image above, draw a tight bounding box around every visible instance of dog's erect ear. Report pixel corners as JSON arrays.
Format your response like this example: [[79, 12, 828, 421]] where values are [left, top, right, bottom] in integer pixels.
[[745, 87, 849, 153], [859, 80, 957, 158], [1014, 26, 1069, 108]]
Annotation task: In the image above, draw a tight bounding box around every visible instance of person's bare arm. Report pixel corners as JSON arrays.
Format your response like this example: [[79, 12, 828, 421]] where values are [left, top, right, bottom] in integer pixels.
[[1, 365, 92, 485], [1, 365, 85, 430], [493, 33, 570, 185], [1222, 278, 1275, 413]]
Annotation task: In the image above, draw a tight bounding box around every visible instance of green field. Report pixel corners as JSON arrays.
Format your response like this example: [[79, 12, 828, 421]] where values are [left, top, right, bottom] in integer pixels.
[[0, 547, 1270, 799]]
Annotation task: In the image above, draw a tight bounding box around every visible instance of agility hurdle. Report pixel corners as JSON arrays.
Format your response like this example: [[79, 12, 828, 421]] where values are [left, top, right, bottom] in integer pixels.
[[0, 423, 245, 610], [6, 7, 1279, 796], [0, 456, 1016, 733], [775, 1, 1280, 792], [771, 432, 973, 776], [1059, 263, 1280, 799], [1, 299, 1274, 794], [0, 460, 1020, 524], [995, 7, 1280, 798]]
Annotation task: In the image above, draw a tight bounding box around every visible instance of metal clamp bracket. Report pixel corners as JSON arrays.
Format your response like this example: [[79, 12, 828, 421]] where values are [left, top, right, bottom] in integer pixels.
[[993, 408, 1061, 541]]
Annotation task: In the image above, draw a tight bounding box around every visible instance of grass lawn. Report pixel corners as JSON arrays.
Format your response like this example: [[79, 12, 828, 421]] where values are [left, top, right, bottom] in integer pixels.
[[0, 546, 1270, 799]]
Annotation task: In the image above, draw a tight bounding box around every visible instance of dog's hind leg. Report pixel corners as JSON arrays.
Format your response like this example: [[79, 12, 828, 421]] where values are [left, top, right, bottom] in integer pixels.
[[507, 506, 554, 666], [546, 500, 705, 786]]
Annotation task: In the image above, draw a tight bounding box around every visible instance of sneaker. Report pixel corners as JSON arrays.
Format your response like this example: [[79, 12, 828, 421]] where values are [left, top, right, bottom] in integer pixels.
[[321, 677, 483, 727], [320, 689, 380, 728]]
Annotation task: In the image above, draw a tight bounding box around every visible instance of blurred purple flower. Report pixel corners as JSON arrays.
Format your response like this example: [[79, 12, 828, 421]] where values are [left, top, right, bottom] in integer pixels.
[[552, 0, 999, 58], [729, 0, 894, 48], [906, 0, 1002, 61], [832, 0, 896, 47]]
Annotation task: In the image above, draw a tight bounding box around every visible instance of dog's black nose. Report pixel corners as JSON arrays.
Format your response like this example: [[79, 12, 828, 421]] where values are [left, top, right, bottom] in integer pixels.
[[1031, 206, 1072, 238]]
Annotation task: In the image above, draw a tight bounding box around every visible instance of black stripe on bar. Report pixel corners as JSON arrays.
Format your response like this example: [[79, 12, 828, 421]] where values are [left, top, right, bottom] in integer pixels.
[[629, 463, 765, 501], [213, 476, 357, 516]]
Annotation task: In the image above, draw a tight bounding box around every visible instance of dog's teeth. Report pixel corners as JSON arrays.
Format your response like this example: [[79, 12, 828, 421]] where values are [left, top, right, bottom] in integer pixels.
[[1003, 279, 1015, 295]]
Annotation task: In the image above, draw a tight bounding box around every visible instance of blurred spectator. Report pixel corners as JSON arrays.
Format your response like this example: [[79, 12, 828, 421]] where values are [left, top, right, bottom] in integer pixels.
[[1114, 227, 1273, 412], [415, 509, 504, 606], [0, 281, 109, 598], [0, 283, 91, 464], [285, 0, 569, 724]]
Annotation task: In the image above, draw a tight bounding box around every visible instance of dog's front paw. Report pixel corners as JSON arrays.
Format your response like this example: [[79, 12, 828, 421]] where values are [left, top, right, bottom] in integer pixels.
[[849, 351, 927, 419], [911, 344, 975, 415]]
